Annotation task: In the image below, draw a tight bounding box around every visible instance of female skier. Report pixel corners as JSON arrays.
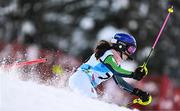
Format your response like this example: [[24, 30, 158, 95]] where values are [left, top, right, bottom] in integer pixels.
[[68, 32, 152, 105]]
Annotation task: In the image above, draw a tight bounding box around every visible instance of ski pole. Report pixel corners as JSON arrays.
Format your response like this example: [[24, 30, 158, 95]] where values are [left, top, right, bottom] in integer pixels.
[[2, 58, 47, 68], [142, 4, 174, 68]]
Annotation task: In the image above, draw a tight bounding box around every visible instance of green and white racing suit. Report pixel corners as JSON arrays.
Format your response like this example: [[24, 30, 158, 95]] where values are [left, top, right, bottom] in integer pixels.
[[69, 50, 135, 98]]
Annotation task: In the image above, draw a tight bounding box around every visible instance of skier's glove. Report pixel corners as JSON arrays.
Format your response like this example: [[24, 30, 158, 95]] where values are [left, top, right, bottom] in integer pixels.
[[132, 65, 148, 81], [132, 88, 152, 105]]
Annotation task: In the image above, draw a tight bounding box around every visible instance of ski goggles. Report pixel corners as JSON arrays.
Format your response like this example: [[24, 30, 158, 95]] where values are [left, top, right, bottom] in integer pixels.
[[127, 46, 136, 55]]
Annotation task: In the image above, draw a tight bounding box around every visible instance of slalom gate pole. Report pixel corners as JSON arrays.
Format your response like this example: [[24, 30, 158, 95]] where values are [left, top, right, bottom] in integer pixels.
[[142, 3, 174, 68], [2, 58, 47, 68]]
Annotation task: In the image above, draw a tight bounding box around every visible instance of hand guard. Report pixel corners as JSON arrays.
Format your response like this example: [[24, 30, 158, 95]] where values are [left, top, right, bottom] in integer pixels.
[[133, 96, 152, 106], [132, 88, 152, 105], [132, 65, 148, 81]]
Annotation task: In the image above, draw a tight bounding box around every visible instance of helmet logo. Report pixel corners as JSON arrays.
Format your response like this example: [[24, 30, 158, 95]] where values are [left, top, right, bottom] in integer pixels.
[[118, 41, 126, 46]]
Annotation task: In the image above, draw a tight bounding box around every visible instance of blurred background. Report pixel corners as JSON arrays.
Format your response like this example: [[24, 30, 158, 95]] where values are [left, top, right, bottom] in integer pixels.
[[0, 0, 180, 110]]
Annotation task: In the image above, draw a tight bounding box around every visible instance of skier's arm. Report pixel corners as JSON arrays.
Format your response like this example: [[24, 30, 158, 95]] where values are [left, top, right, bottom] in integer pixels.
[[103, 55, 133, 78], [113, 75, 134, 93], [103, 55, 148, 80], [113, 75, 152, 105]]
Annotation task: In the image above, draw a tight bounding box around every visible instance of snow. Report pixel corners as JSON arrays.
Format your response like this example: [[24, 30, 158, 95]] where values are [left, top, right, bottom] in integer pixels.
[[121, 61, 137, 72], [0, 0, 17, 16], [138, 3, 149, 17], [143, 82, 159, 94], [0, 68, 138, 111], [80, 17, 95, 30], [58, 38, 69, 50], [44, 13, 74, 25], [26, 44, 40, 60], [21, 21, 36, 35], [69, 29, 89, 55], [96, 0, 109, 8], [137, 46, 152, 61], [111, 0, 129, 12], [96, 25, 127, 42], [128, 20, 138, 31], [167, 58, 179, 68]]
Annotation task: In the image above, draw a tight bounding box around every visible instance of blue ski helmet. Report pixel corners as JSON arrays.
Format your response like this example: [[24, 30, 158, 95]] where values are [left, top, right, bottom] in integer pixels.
[[111, 33, 137, 59]]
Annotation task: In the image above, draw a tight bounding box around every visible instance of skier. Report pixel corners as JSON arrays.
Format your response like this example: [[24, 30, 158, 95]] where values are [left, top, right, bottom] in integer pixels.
[[68, 32, 152, 105]]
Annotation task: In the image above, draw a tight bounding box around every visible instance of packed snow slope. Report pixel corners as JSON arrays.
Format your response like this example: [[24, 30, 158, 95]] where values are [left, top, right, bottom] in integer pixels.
[[0, 68, 138, 111]]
